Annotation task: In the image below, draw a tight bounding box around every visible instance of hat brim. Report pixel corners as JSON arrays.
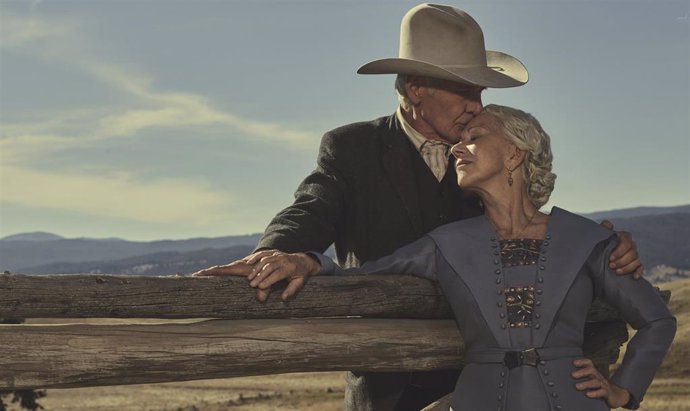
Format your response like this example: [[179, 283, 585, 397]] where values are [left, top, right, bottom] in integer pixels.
[[357, 51, 528, 88]]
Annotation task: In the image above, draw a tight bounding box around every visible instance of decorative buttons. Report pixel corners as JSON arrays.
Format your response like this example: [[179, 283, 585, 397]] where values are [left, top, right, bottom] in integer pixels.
[[551, 392, 558, 398], [535, 313, 541, 319], [535, 300, 542, 306], [497, 301, 503, 307], [543, 369, 549, 375], [539, 265, 546, 270], [539, 361, 547, 366], [497, 394, 503, 400], [501, 323, 507, 330], [495, 278, 502, 284], [500, 371, 506, 377], [495, 269, 502, 274], [537, 277, 544, 283], [534, 323, 541, 329], [547, 381, 555, 387], [546, 234, 551, 240], [500, 313, 506, 318], [494, 259, 500, 265], [498, 382, 504, 388], [536, 289, 543, 295]]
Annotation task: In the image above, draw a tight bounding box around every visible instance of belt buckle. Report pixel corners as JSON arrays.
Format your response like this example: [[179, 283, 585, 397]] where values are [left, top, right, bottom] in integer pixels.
[[503, 348, 540, 369], [521, 348, 540, 367]]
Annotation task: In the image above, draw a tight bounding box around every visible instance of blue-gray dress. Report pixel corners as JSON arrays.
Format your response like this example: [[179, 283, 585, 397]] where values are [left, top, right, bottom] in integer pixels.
[[313, 207, 676, 411]]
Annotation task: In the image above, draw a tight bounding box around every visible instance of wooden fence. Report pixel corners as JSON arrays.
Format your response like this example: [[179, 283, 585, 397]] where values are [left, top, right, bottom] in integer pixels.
[[1, 273, 666, 391]]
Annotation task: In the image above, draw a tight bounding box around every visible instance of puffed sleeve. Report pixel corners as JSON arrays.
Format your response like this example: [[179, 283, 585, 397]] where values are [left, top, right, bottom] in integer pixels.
[[588, 237, 676, 409], [309, 235, 439, 281]]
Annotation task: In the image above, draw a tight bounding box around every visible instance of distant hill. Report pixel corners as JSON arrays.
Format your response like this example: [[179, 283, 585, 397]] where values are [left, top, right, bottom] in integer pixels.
[[19, 245, 256, 276], [0, 232, 65, 242], [0, 234, 262, 272], [581, 204, 690, 221], [1, 204, 687, 278]]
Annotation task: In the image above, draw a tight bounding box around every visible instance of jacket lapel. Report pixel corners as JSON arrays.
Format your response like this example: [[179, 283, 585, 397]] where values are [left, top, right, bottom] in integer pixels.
[[429, 216, 512, 347], [380, 115, 424, 237], [531, 207, 614, 346]]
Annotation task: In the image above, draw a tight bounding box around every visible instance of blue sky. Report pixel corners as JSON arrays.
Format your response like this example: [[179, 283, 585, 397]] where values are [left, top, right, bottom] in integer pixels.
[[1, 0, 688, 240]]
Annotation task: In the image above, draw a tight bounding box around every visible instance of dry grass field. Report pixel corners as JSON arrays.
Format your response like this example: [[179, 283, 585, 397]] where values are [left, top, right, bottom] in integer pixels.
[[6, 278, 689, 410]]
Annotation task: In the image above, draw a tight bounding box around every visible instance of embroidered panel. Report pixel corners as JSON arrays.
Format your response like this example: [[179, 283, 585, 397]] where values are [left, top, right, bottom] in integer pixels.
[[503, 285, 535, 328], [499, 239, 542, 267]]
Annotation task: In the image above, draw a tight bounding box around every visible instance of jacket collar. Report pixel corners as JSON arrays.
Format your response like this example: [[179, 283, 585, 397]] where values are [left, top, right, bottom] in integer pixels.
[[428, 207, 614, 347]]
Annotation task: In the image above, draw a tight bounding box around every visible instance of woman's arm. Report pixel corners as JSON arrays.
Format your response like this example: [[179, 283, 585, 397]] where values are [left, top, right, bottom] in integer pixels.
[[245, 235, 440, 300], [588, 237, 677, 409]]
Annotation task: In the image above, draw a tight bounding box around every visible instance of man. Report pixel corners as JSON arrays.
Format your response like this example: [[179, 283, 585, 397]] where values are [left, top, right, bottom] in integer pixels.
[[194, 4, 642, 410]]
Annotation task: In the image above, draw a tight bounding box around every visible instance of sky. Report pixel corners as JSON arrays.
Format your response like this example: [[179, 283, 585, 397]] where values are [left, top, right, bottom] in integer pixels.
[[0, 0, 688, 241]]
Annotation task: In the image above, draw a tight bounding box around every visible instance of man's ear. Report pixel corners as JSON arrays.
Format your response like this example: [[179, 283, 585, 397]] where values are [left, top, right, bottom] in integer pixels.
[[405, 76, 423, 105]]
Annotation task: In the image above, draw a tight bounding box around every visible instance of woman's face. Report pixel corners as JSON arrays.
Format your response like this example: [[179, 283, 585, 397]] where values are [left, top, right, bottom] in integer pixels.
[[450, 111, 515, 192]]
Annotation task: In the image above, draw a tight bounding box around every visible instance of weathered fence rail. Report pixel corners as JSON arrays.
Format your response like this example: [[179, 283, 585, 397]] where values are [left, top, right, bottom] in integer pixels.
[[0, 273, 669, 391]]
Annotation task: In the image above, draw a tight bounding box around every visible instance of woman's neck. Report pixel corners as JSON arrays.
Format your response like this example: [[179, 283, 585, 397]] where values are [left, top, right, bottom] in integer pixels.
[[479, 189, 547, 240]]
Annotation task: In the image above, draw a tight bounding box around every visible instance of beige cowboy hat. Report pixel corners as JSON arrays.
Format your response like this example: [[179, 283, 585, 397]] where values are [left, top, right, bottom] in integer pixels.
[[358, 3, 528, 88]]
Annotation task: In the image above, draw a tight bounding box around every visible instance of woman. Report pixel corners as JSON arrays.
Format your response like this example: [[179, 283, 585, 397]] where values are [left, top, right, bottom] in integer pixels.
[[243, 105, 676, 410]]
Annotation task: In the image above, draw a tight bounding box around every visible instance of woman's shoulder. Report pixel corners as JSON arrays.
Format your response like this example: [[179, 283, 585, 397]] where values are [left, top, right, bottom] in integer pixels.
[[548, 206, 612, 238]]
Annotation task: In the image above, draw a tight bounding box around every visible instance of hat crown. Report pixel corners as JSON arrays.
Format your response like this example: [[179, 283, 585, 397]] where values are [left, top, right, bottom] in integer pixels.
[[400, 4, 487, 68]]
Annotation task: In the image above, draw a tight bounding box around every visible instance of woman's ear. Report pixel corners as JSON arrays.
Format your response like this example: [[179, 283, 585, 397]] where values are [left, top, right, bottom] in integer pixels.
[[506, 145, 525, 170]]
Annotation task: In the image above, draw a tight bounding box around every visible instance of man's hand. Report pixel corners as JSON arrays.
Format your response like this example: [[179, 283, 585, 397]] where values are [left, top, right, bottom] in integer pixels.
[[245, 250, 321, 302], [600, 220, 643, 279], [572, 358, 631, 408], [191, 259, 253, 277]]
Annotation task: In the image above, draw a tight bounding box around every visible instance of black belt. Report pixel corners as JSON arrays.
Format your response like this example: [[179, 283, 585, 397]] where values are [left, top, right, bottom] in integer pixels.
[[465, 347, 582, 369]]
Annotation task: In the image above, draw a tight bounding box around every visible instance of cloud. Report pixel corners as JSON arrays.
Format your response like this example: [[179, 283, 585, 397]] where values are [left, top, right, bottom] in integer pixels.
[[0, 11, 319, 158], [0, 164, 233, 224]]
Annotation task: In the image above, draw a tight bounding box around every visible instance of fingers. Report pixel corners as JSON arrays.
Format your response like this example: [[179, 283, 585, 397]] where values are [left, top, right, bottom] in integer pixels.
[[632, 264, 644, 280], [256, 288, 270, 302], [609, 231, 633, 262], [585, 388, 609, 398], [246, 249, 282, 266], [609, 231, 644, 276], [600, 220, 614, 230], [572, 358, 611, 400], [282, 277, 306, 301], [191, 261, 253, 277]]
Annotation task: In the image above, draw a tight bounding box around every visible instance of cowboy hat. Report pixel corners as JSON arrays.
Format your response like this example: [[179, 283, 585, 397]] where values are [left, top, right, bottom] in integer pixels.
[[358, 3, 528, 88]]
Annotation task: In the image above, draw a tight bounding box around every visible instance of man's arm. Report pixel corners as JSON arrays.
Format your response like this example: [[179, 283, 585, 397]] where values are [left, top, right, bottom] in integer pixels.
[[255, 130, 351, 254], [192, 131, 354, 299]]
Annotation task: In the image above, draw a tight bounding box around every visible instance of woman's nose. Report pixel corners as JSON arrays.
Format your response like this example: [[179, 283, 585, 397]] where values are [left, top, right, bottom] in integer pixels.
[[451, 142, 466, 158]]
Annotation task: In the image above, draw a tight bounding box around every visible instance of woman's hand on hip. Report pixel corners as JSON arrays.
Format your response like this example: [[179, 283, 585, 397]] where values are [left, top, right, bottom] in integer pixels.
[[572, 357, 631, 408]]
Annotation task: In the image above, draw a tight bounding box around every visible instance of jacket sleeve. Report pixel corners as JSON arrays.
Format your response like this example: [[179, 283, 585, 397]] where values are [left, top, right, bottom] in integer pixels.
[[310, 235, 439, 281], [589, 237, 676, 409], [255, 130, 353, 254]]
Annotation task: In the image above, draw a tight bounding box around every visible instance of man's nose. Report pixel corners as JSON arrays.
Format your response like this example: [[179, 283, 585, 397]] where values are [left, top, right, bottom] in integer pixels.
[[467, 96, 483, 114]]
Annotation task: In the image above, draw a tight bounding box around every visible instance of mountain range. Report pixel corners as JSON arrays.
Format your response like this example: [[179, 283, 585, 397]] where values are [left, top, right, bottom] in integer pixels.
[[1, 205, 688, 280]]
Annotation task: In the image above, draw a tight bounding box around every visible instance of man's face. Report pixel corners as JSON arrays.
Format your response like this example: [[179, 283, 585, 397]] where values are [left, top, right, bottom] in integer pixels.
[[412, 78, 484, 144]]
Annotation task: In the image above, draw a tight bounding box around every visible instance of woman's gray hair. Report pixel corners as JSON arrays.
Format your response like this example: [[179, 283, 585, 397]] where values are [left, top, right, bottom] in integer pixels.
[[483, 104, 557, 208]]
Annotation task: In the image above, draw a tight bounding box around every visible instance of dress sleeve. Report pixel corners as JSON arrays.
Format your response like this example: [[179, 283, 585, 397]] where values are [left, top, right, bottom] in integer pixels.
[[255, 131, 352, 254], [310, 235, 439, 281], [588, 237, 676, 409]]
